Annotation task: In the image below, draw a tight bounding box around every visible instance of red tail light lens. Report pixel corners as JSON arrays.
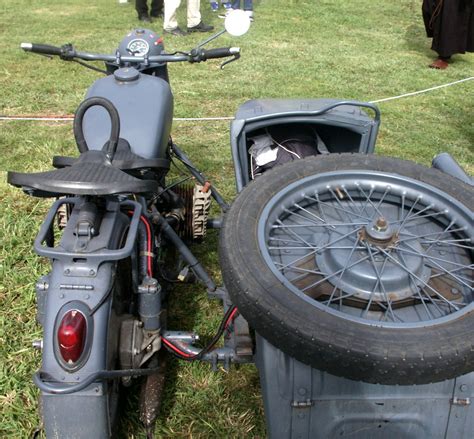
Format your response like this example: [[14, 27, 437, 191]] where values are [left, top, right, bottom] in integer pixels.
[[57, 310, 87, 364]]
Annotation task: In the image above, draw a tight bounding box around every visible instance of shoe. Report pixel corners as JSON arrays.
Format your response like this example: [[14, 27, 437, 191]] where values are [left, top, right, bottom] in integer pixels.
[[429, 57, 449, 69], [218, 9, 234, 19], [138, 14, 152, 23], [164, 27, 188, 36], [210, 2, 219, 11], [222, 2, 232, 9], [188, 21, 214, 32], [245, 10, 254, 22], [150, 11, 163, 19]]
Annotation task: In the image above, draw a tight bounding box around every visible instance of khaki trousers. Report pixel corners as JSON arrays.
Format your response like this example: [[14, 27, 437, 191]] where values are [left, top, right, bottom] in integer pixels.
[[163, 0, 201, 30]]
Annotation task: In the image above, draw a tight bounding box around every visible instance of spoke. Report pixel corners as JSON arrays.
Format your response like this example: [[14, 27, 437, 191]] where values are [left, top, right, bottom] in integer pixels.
[[306, 196, 372, 222], [390, 203, 434, 226], [361, 256, 388, 317], [293, 202, 326, 224], [271, 222, 366, 229], [398, 227, 467, 241], [430, 266, 473, 284], [273, 261, 324, 276], [424, 220, 458, 253], [378, 248, 461, 311], [301, 251, 376, 292], [275, 218, 314, 248], [396, 247, 474, 270], [374, 185, 391, 212], [323, 291, 358, 304], [364, 242, 396, 321], [274, 228, 361, 272], [282, 208, 325, 227], [356, 184, 384, 218], [327, 187, 359, 223], [399, 192, 406, 222], [396, 251, 437, 318], [269, 245, 367, 250], [326, 235, 361, 304], [340, 185, 364, 217], [397, 196, 420, 231], [399, 244, 472, 288]]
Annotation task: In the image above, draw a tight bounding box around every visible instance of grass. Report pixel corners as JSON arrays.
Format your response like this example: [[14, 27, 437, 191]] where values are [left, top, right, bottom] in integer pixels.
[[0, 0, 473, 437]]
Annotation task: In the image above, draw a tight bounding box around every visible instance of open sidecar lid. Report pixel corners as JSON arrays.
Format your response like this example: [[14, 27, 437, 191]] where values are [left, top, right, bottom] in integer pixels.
[[230, 98, 381, 192]]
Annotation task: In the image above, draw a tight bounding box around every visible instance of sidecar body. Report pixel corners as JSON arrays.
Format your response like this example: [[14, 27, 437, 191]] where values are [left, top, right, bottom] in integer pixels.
[[227, 100, 474, 439]]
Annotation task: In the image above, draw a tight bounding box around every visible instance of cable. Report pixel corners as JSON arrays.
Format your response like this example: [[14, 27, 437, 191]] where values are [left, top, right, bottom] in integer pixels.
[[126, 211, 153, 277], [162, 306, 239, 361]]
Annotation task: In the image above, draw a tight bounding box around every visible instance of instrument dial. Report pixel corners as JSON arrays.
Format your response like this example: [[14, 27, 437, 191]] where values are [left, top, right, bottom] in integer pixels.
[[127, 39, 149, 56]]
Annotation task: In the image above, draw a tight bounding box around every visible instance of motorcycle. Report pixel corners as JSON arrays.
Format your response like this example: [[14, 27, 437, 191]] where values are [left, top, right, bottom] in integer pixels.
[[6, 10, 473, 439]]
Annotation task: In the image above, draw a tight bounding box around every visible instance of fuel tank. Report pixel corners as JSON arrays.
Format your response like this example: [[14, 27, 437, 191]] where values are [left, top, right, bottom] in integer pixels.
[[82, 67, 173, 159]]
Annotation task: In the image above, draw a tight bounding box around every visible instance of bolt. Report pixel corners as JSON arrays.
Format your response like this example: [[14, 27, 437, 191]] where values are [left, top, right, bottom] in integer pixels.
[[84, 294, 90, 300], [460, 384, 468, 392], [59, 294, 65, 299], [32, 339, 43, 350], [374, 217, 388, 231], [64, 269, 70, 275], [89, 269, 95, 276]]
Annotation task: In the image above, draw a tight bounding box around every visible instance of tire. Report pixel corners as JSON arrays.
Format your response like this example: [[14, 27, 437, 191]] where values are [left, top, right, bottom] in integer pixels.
[[220, 154, 474, 385]]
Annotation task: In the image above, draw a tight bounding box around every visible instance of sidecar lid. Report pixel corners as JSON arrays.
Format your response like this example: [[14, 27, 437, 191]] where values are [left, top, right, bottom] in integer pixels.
[[230, 98, 381, 192], [7, 150, 157, 197]]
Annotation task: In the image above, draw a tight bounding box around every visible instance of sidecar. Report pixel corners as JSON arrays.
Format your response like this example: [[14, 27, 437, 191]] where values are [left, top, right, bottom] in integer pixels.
[[222, 99, 474, 439]]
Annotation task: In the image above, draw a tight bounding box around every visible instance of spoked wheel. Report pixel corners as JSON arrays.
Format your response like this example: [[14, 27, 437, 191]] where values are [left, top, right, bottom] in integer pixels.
[[220, 154, 473, 385]]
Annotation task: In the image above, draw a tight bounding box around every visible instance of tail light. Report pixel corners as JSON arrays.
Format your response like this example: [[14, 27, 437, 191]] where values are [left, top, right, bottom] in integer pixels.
[[57, 310, 87, 365]]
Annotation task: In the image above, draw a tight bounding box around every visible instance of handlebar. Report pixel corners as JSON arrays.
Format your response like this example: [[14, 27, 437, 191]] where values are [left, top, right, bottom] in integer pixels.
[[20, 42, 240, 65]]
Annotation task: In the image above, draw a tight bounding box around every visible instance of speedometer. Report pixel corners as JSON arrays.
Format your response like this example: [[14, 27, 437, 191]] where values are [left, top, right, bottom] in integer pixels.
[[127, 39, 149, 56]]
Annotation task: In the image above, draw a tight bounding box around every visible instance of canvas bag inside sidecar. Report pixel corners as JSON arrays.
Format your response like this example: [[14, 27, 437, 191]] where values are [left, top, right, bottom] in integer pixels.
[[228, 98, 474, 439]]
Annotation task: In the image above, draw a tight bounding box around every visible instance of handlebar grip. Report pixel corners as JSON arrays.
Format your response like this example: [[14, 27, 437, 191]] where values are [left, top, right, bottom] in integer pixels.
[[201, 47, 240, 60], [21, 43, 63, 56]]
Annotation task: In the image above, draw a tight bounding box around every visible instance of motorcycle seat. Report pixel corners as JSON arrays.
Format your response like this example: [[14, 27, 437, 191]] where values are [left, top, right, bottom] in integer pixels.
[[52, 138, 170, 172], [7, 149, 158, 197]]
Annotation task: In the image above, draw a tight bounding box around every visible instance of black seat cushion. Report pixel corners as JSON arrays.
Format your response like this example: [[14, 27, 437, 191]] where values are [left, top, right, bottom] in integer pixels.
[[7, 150, 158, 197], [52, 139, 170, 171]]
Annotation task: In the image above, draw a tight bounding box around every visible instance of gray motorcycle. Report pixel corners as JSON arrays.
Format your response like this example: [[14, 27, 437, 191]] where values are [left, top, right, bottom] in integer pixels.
[[7, 11, 474, 439]]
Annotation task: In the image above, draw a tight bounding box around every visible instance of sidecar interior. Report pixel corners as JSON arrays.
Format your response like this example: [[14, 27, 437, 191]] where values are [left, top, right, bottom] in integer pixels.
[[7, 149, 158, 197], [230, 98, 380, 191]]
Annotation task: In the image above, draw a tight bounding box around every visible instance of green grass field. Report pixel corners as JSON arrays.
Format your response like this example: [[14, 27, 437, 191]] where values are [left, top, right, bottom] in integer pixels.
[[0, 0, 473, 437]]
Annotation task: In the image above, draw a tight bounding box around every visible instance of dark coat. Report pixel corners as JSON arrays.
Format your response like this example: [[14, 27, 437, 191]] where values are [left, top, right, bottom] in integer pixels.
[[422, 0, 474, 57]]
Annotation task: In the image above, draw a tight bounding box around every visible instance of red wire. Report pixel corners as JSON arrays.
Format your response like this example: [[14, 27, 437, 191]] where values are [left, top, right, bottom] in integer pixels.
[[140, 215, 153, 277], [162, 337, 195, 358], [162, 307, 240, 359], [126, 210, 153, 277]]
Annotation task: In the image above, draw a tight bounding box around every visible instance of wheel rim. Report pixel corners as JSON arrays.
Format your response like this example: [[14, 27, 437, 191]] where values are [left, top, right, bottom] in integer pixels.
[[258, 170, 473, 328]]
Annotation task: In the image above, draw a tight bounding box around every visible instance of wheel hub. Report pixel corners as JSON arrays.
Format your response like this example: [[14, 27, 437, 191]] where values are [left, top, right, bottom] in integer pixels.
[[314, 220, 432, 303]]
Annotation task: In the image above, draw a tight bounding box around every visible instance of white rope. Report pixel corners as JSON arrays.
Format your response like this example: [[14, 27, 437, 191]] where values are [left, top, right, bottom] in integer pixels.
[[0, 76, 472, 122], [369, 76, 474, 104]]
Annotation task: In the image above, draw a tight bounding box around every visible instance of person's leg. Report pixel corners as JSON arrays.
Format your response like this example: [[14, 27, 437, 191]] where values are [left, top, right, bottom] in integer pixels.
[[151, 0, 164, 17], [243, 0, 252, 10], [136, 0, 149, 19], [163, 0, 181, 30], [186, 0, 202, 27], [231, 0, 240, 9]]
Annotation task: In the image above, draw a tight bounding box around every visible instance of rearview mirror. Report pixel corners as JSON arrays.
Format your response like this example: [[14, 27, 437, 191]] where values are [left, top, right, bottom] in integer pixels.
[[225, 9, 251, 37]]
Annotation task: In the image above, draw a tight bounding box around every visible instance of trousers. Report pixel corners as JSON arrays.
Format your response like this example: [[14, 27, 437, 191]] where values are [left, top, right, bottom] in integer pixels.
[[136, 0, 164, 17], [163, 0, 201, 30]]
